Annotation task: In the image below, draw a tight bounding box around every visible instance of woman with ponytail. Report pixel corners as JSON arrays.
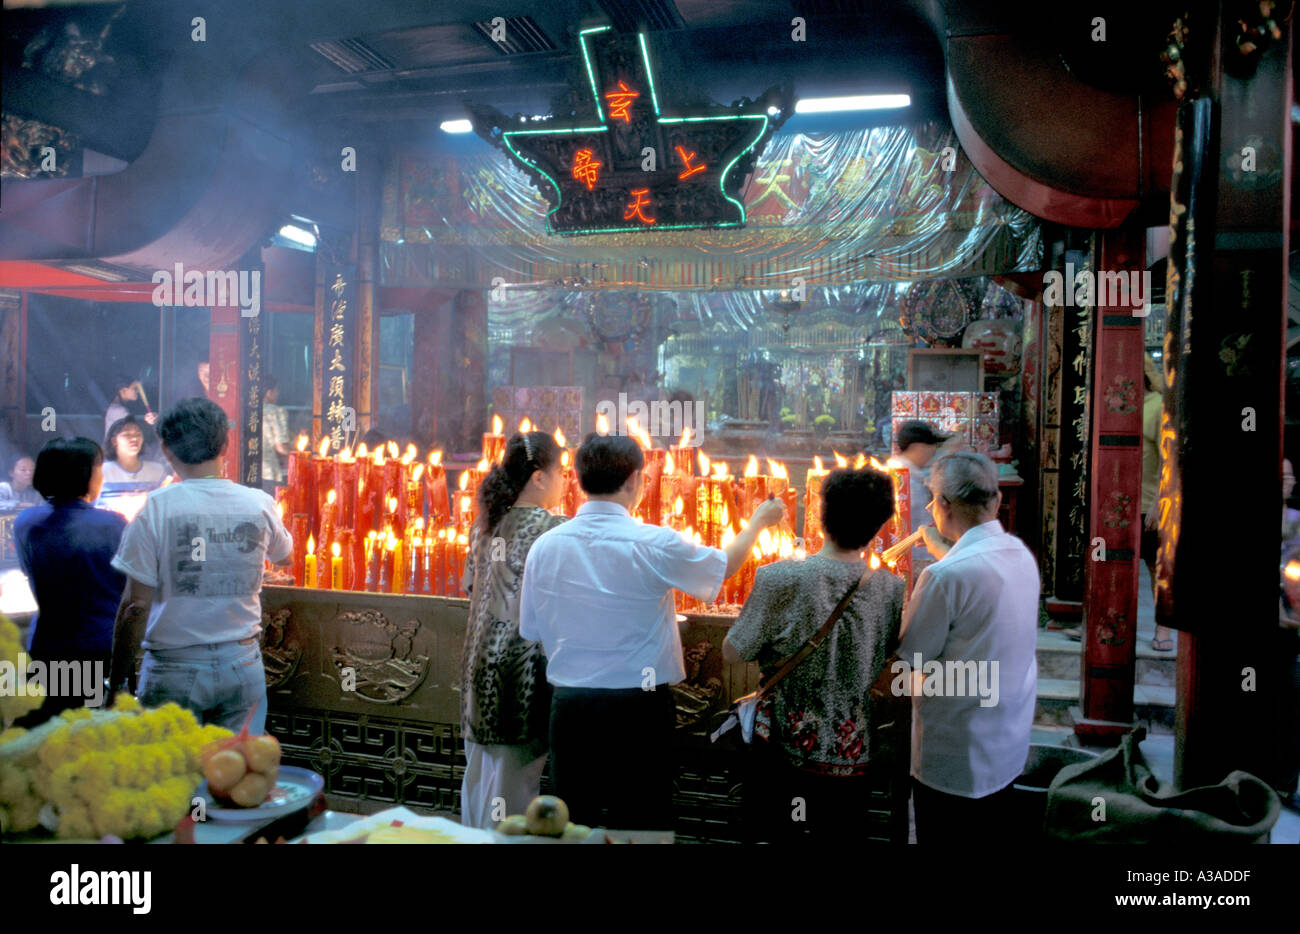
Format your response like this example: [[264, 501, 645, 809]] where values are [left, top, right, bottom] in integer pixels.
[[459, 430, 567, 827]]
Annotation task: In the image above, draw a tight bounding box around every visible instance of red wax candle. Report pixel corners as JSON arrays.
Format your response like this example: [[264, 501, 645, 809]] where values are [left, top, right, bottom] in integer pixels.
[[425, 455, 450, 528], [287, 440, 314, 517], [338, 457, 358, 530], [291, 514, 309, 587]]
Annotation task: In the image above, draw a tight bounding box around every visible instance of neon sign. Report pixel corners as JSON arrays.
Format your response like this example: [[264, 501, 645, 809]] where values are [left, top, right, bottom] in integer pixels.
[[572, 148, 602, 191], [469, 27, 791, 235]]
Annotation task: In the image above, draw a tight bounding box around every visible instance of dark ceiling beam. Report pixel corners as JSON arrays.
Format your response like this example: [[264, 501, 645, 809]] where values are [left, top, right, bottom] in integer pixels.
[[2, 69, 156, 162], [911, 0, 1176, 228]]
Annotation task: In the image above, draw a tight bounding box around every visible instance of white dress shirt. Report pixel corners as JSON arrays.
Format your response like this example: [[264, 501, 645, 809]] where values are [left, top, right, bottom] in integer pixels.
[[519, 500, 727, 689], [899, 520, 1039, 798]]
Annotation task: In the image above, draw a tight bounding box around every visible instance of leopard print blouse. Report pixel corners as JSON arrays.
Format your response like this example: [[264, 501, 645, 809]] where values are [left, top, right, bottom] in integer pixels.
[[460, 505, 568, 752]]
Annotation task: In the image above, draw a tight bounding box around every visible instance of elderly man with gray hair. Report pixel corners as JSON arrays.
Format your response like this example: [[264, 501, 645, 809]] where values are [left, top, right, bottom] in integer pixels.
[[899, 451, 1039, 843]]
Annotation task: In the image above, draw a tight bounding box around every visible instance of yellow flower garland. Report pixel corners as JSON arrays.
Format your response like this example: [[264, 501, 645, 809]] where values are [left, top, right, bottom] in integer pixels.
[[0, 695, 233, 838]]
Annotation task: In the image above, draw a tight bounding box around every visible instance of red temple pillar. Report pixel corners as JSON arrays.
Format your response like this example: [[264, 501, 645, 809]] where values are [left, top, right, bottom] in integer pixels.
[[1075, 227, 1145, 742], [209, 301, 242, 480]]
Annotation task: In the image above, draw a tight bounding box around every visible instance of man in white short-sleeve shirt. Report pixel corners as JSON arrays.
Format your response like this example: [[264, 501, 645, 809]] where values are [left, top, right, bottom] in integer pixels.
[[520, 433, 785, 830], [109, 398, 292, 734], [899, 451, 1039, 843]]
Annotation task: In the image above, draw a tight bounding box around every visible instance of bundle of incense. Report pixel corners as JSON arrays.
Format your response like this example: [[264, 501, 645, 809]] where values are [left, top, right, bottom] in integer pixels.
[[881, 526, 927, 565]]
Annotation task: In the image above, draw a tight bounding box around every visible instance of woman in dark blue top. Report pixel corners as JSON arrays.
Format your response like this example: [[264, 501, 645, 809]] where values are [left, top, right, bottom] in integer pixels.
[[12, 437, 126, 726]]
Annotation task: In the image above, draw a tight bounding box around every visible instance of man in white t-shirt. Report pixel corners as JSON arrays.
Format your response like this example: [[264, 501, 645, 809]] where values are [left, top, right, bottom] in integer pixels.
[[108, 398, 292, 733], [520, 433, 785, 830], [899, 452, 1039, 843]]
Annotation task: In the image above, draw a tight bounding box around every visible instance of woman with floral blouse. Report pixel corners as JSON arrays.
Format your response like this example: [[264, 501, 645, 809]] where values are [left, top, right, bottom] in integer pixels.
[[723, 466, 904, 841]]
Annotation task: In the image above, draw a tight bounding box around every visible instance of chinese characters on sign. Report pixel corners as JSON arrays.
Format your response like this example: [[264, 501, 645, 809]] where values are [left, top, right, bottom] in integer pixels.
[[572, 148, 602, 191], [322, 269, 355, 451], [240, 281, 264, 487], [605, 81, 639, 123], [472, 27, 788, 234]]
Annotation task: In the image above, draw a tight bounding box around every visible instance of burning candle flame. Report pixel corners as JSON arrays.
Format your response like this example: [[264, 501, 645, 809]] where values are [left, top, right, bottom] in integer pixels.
[[339, 446, 353, 461], [387, 441, 399, 458], [869, 552, 882, 569], [296, 435, 309, 453], [626, 417, 652, 449], [306, 534, 315, 555], [476, 458, 489, 472], [412, 464, 424, 483], [357, 442, 369, 458], [429, 449, 443, 467], [833, 450, 848, 468], [1286, 561, 1300, 582], [458, 471, 470, 492], [492, 414, 503, 435], [720, 526, 736, 547], [674, 496, 683, 515], [664, 452, 675, 475], [318, 438, 331, 457], [752, 544, 763, 561], [870, 456, 889, 472], [372, 447, 385, 466], [720, 505, 729, 527], [596, 413, 610, 435], [853, 453, 867, 469], [744, 454, 759, 478], [758, 527, 772, 553], [415, 517, 425, 531], [331, 541, 341, 558], [402, 444, 416, 464], [813, 455, 825, 472], [327, 489, 336, 505], [413, 536, 423, 548], [387, 496, 397, 513], [554, 428, 566, 448], [520, 416, 532, 433], [698, 451, 711, 475], [561, 450, 571, 469], [886, 455, 905, 470], [711, 462, 728, 479], [679, 426, 692, 448]]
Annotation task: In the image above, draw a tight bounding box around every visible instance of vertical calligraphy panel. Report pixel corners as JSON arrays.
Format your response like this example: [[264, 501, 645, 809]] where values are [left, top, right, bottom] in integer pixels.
[[322, 266, 357, 452], [239, 250, 265, 487]]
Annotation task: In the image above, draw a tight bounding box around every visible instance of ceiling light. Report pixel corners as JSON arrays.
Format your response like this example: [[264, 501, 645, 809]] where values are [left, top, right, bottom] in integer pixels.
[[279, 224, 317, 249], [795, 94, 911, 114], [440, 119, 473, 134]]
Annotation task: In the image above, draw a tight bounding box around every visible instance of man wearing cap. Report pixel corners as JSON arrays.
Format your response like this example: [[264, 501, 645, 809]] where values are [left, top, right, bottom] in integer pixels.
[[894, 419, 955, 571]]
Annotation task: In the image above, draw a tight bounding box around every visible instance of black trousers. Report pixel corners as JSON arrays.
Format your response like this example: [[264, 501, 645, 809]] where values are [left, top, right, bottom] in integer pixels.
[[912, 777, 1020, 844], [743, 744, 886, 843], [548, 685, 676, 831]]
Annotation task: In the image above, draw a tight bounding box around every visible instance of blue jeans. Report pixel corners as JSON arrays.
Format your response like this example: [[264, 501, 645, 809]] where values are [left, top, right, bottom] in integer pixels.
[[138, 640, 267, 733]]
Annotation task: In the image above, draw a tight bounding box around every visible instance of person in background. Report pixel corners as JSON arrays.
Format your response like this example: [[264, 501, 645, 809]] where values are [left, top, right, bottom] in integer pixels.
[[13, 438, 126, 726], [101, 416, 168, 488], [900, 452, 1039, 843], [460, 431, 568, 829], [0, 453, 42, 506], [894, 420, 957, 572], [261, 377, 291, 494], [360, 427, 388, 452], [108, 398, 292, 732], [1143, 354, 1174, 653], [104, 375, 157, 441], [723, 466, 905, 841], [520, 433, 786, 831]]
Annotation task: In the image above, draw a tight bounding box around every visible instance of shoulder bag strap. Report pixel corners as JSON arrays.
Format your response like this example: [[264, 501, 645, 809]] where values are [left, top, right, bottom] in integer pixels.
[[754, 567, 869, 701]]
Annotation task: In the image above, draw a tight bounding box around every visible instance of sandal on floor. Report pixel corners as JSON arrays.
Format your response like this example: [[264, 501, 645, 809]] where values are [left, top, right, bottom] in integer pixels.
[[1151, 638, 1175, 652]]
